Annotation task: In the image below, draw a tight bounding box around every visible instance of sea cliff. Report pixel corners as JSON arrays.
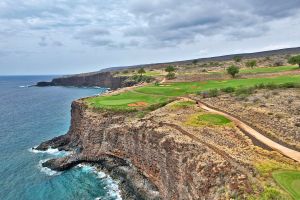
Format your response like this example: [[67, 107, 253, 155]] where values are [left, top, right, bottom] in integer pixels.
[[36, 72, 128, 89], [37, 99, 254, 200]]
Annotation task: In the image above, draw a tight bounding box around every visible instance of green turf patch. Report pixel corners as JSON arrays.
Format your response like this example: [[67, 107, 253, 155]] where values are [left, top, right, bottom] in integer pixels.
[[135, 75, 300, 97], [240, 66, 299, 74], [86, 91, 171, 112], [273, 170, 300, 200], [186, 113, 231, 127]]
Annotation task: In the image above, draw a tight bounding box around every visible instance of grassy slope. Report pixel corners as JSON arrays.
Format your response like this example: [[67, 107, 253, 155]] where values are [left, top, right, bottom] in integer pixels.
[[87, 75, 300, 110], [272, 171, 300, 200], [135, 75, 300, 96], [240, 65, 299, 74]]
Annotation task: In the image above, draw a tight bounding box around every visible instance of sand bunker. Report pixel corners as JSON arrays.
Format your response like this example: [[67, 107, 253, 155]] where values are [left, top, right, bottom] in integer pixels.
[[128, 102, 149, 107]]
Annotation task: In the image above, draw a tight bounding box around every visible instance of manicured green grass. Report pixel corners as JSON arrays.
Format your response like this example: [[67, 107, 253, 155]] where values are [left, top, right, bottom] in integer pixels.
[[135, 75, 300, 96], [86, 75, 300, 111], [86, 91, 170, 111], [197, 114, 231, 125], [186, 113, 231, 126], [240, 66, 299, 74], [273, 170, 300, 200]]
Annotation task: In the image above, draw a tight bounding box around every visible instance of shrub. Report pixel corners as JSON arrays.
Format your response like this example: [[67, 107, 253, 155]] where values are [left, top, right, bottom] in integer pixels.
[[208, 89, 219, 97], [221, 87, 235, 93], [122, 70, 129, 74], [245, 60, 257, 68], [235, 87, 254, 96], [165, 66, 176, 73], [288, 55, 300, 67], [273, 60, 284, 67], [131, 75, 154, 83], [227, 65, 239, 78], [166, 72, 176, 80], [233, 56, 242, 62], [192, 59, 198, 65], [236, 94, 248, 101], [265, 83, 278, 90], [280, 82, 295, 88], [138, 68, 146, 76], [254, 83, 265, 89]]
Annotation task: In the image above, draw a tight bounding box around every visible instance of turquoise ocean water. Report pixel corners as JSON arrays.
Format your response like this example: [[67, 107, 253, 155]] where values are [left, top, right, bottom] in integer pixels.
[[0, 76, 121, 200]]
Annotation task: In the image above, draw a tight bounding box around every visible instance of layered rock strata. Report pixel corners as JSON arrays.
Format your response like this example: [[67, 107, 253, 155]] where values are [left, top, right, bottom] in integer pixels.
[[37, 100, 253, 200]]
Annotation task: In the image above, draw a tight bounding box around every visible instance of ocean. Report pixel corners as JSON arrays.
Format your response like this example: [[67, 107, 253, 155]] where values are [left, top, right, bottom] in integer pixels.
[[0, 76, 122, 200]]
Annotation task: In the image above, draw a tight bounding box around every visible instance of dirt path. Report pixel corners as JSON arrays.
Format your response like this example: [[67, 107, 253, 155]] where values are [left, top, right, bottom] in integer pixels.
[[160, 78, 166, 84], [197, 101, 300, 163]]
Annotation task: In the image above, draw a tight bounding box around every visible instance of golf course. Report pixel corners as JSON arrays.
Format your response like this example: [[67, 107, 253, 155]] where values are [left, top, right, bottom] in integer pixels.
[[86, 74, 300, 111]]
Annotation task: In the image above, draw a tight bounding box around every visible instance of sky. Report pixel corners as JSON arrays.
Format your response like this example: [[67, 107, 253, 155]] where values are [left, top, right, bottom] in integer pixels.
[[0, 0, 300, 75]]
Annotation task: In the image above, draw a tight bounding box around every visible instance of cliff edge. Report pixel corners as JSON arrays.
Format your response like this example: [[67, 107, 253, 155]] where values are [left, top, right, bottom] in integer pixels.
[[36, 98, 261, 200], [36, 72, 128, 89]]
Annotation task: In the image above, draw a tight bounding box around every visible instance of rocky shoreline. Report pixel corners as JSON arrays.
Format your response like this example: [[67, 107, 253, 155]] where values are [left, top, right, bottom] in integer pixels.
[[36, 72, 128, 90], [36, 126, 160, 200], [36, 96, 261, 200]]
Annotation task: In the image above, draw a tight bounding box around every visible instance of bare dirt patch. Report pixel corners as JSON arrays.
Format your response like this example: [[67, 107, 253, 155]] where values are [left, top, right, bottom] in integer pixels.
[[128, 101, 149, 107]]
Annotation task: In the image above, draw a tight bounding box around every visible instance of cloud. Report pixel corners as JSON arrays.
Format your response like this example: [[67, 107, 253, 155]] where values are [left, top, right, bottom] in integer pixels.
[[1, 0, 300, 75], [125, 0, 300, 46], [2, 0, 299, 49], [53, 41, 63, 47], [38, 36, 47, 47], [73, 28, 112, 47]]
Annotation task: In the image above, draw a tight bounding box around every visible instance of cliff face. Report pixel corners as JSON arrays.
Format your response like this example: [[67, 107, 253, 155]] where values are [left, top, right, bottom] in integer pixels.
[[37, 72, 128, 89], [38, 100, 253, 200]]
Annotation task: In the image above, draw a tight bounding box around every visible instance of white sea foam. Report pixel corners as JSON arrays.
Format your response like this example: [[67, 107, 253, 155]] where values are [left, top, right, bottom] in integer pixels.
[[38, 159, 61, 176], [19, 85, 32, 88], [77, 164, 122, 200], [29, 147, 70, 157]]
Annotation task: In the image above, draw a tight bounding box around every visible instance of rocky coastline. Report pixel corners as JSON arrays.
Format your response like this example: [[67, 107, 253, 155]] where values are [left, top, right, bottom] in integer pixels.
[[36, 95, 260, 200], [35, 100, 161, 200], [36, 72, 128, 90]]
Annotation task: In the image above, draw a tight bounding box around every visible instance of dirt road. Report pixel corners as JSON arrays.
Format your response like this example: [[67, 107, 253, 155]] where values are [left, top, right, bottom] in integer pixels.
[[197, 101, 300, 163]]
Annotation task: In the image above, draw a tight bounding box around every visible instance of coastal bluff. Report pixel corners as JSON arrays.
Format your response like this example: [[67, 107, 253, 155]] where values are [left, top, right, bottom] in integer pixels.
[[36, 99, 254, 200], [36, 72, 128, 89]]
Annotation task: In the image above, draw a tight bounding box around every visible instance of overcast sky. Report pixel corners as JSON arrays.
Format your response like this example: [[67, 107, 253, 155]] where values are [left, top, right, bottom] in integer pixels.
[[1, 0, 300, 75]]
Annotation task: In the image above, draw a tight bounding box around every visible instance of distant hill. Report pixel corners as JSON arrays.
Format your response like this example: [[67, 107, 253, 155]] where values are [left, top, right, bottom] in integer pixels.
[[99, 46, 300, 72], [37, 47, 300, 88]]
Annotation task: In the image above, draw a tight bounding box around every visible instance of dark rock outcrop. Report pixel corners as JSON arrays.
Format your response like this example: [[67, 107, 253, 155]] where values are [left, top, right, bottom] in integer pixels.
[[36, 72, 128, 89], [36, 81, 55, 87]]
